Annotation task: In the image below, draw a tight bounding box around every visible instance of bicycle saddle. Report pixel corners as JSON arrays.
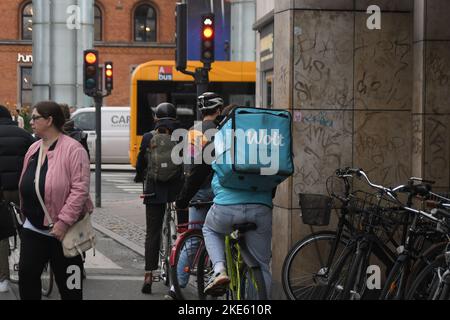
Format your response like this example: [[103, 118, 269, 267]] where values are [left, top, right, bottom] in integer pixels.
[[232, 222, 257, 233]]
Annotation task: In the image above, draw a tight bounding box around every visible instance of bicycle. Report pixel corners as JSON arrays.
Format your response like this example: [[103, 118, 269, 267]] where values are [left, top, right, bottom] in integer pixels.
[[198, 222, 268, 300], [406, 206, 450, 300], [169, 200, 211, 300], [7, 202, 54, 297], [282, 169, 398, 300], [156, 202, 178, 286]]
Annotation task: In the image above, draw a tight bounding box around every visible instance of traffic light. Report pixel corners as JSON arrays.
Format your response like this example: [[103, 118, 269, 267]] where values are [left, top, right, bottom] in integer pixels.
[[200, 14, 215, 64], [83, 49, 99, 97], [104, 61, 113, 92], [175, 3, 187, 71]]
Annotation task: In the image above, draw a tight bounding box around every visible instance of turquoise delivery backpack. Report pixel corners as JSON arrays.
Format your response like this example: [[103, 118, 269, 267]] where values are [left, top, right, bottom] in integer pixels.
[[213, 107, 294, 191]]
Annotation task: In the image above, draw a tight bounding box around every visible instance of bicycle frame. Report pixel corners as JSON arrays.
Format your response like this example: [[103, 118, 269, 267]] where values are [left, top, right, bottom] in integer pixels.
[[225, 230, 266, 300]]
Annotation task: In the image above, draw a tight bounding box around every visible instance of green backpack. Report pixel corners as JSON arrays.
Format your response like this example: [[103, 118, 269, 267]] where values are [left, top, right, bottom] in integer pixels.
[[145, 132, 181, 183]]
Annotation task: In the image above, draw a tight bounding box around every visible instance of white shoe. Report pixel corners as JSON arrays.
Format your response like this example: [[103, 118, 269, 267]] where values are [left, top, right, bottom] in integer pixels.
[[0, 280, 9, 293]]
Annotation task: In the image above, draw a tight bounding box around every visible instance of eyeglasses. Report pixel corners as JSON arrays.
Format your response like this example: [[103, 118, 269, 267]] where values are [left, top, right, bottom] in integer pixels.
[[31, 115, 45, 121]]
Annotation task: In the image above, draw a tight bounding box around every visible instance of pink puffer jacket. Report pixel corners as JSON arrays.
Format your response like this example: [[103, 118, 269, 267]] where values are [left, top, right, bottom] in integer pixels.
[[19, 134, 93, 233]]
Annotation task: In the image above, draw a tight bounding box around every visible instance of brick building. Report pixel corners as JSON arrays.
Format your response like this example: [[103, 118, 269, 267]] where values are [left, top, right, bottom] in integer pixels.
[[0, 0, 177, 110]]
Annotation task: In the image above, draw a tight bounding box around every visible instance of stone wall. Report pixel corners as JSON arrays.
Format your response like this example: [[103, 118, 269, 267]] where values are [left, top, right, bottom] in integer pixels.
[[271, 0, 449, 299]]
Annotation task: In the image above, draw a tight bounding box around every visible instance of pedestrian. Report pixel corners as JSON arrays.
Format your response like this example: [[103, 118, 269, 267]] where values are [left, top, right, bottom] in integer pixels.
[[166, 93, 225, 299], [135, 102, 184, 294], [11, 108, 25, 129], [60, 103, 90, 159], [18, 101, 93, 300], [0, 105, 35, 293]]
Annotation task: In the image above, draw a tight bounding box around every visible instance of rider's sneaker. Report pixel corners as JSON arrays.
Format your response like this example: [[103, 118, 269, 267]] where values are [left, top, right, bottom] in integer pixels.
[[204, 270, 230, 296], [164, 289, 178, 300]]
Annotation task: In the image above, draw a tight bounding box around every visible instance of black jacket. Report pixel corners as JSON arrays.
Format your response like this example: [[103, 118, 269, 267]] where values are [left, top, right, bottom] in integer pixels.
[[135, 119, 183, 205], [0, 118, 35, 191], [176, 120, 218, 208]]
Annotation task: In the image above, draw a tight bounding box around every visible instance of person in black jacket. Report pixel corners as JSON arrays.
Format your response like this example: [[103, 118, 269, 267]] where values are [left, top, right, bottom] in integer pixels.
[[134, 102, 184, 294], [60, 104, 90, 160], [162, 92, 225, 299], [0, 105, 35, 292]]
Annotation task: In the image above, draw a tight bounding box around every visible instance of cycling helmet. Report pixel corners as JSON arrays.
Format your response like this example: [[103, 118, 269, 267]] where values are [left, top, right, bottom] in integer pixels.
[[197, 92, 224, 112], [155, 102, 176, 120]]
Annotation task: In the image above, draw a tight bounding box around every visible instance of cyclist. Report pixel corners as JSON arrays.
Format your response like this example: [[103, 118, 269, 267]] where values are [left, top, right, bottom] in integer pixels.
[[167, 93, 225, 299], [201, 108, 276, 299], [135, 102, 184, 294]]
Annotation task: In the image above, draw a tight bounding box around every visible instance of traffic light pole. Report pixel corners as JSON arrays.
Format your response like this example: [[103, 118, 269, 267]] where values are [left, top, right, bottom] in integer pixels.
[[94, 95, 103, 208]]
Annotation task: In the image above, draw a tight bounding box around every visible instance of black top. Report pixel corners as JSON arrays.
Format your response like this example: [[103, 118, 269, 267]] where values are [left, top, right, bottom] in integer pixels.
[[0, 118, 35, 191], [19, 141, 57, 230]]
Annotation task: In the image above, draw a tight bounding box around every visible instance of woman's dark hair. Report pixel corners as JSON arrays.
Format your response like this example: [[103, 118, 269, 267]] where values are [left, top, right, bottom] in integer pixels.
[[34, 101, 66, 132]]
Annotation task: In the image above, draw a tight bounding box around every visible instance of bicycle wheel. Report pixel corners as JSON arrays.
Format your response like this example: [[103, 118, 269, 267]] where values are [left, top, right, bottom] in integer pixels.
[[8, 233, 20, 284], [282, 231, 348, 300], [406, 255, 447, 300], [171, 230, 204, 300], [41, 262, 54, 297], [240, 266, 267, 300], [159, 211, 171, 287]]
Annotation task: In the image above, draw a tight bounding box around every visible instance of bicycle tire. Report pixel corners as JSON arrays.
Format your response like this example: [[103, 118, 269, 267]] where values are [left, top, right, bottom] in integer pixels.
[[282, 231, 348, 300], [171, 230, 204, 300], [379, 258, 410, 300], [41, 262, 54, 297], [320, 243, 357, 300], [158, 209, 172, 286], [406, 255, 446, 300], [240, 266, 267, 300], [8, 233, 20, 284]]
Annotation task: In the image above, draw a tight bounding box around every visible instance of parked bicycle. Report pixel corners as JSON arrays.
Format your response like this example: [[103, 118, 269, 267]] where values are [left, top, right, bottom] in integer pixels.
[[282, 167, 450, 300]]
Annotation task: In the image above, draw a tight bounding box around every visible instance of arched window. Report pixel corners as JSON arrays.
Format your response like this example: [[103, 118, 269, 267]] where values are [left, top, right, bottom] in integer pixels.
[[22, 2, 33, 40], [134, 4, 157, 42], [94, 5, 103, 41]]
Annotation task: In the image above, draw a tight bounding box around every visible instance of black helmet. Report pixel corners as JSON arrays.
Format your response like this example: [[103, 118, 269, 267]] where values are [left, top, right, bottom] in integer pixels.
[[198, 92, 223, 112], [155, 102, 176, 120]]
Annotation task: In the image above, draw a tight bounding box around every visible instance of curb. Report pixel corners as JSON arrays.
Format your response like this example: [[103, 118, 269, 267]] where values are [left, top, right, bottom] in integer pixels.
[[92, 222, 145, 257]]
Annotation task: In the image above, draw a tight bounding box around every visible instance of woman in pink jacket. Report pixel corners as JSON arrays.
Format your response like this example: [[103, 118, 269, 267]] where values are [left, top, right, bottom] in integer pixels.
[[18, 101, 93, 300]]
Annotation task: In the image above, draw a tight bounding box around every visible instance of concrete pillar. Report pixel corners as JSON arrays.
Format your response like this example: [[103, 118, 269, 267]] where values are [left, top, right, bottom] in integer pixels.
[[271, 0, 416, 299], [32, 0, 93, 107], [230, 0, 256, 61], [412, 0, 450, 193]]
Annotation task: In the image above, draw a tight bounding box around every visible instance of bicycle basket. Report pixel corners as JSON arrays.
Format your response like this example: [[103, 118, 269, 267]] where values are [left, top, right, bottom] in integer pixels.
[[347, 190, 406, 242], [298, 194, 333, 226]]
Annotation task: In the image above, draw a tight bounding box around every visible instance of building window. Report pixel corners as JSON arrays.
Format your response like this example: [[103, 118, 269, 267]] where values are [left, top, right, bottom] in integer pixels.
[[94, 5, 102, 41], [134, 4, 157, 42], [20, 66, 33, 109], [22, 2, 33, 40]]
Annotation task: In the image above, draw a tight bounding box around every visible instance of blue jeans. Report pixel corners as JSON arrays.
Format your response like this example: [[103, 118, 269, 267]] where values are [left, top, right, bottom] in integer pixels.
[[202, 204, 272, 298], [176, 206, 209, 288]]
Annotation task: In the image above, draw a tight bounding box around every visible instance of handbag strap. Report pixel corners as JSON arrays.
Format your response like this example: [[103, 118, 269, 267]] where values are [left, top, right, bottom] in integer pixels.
[[35, 144, 54, 228]]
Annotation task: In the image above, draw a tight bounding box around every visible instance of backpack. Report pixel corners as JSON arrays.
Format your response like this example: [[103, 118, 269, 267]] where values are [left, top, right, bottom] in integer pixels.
[[145, 131, 181, 183], [213, 107, 294, 192]]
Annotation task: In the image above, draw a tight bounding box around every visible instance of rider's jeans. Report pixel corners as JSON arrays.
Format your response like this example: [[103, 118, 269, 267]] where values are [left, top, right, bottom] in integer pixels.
[[202, 203, 272, 297], [177, 206, 209, 287]]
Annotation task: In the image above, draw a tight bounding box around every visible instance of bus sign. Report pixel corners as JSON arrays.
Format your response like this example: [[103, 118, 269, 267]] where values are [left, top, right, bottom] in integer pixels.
[[158, 66, 173, 81]]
